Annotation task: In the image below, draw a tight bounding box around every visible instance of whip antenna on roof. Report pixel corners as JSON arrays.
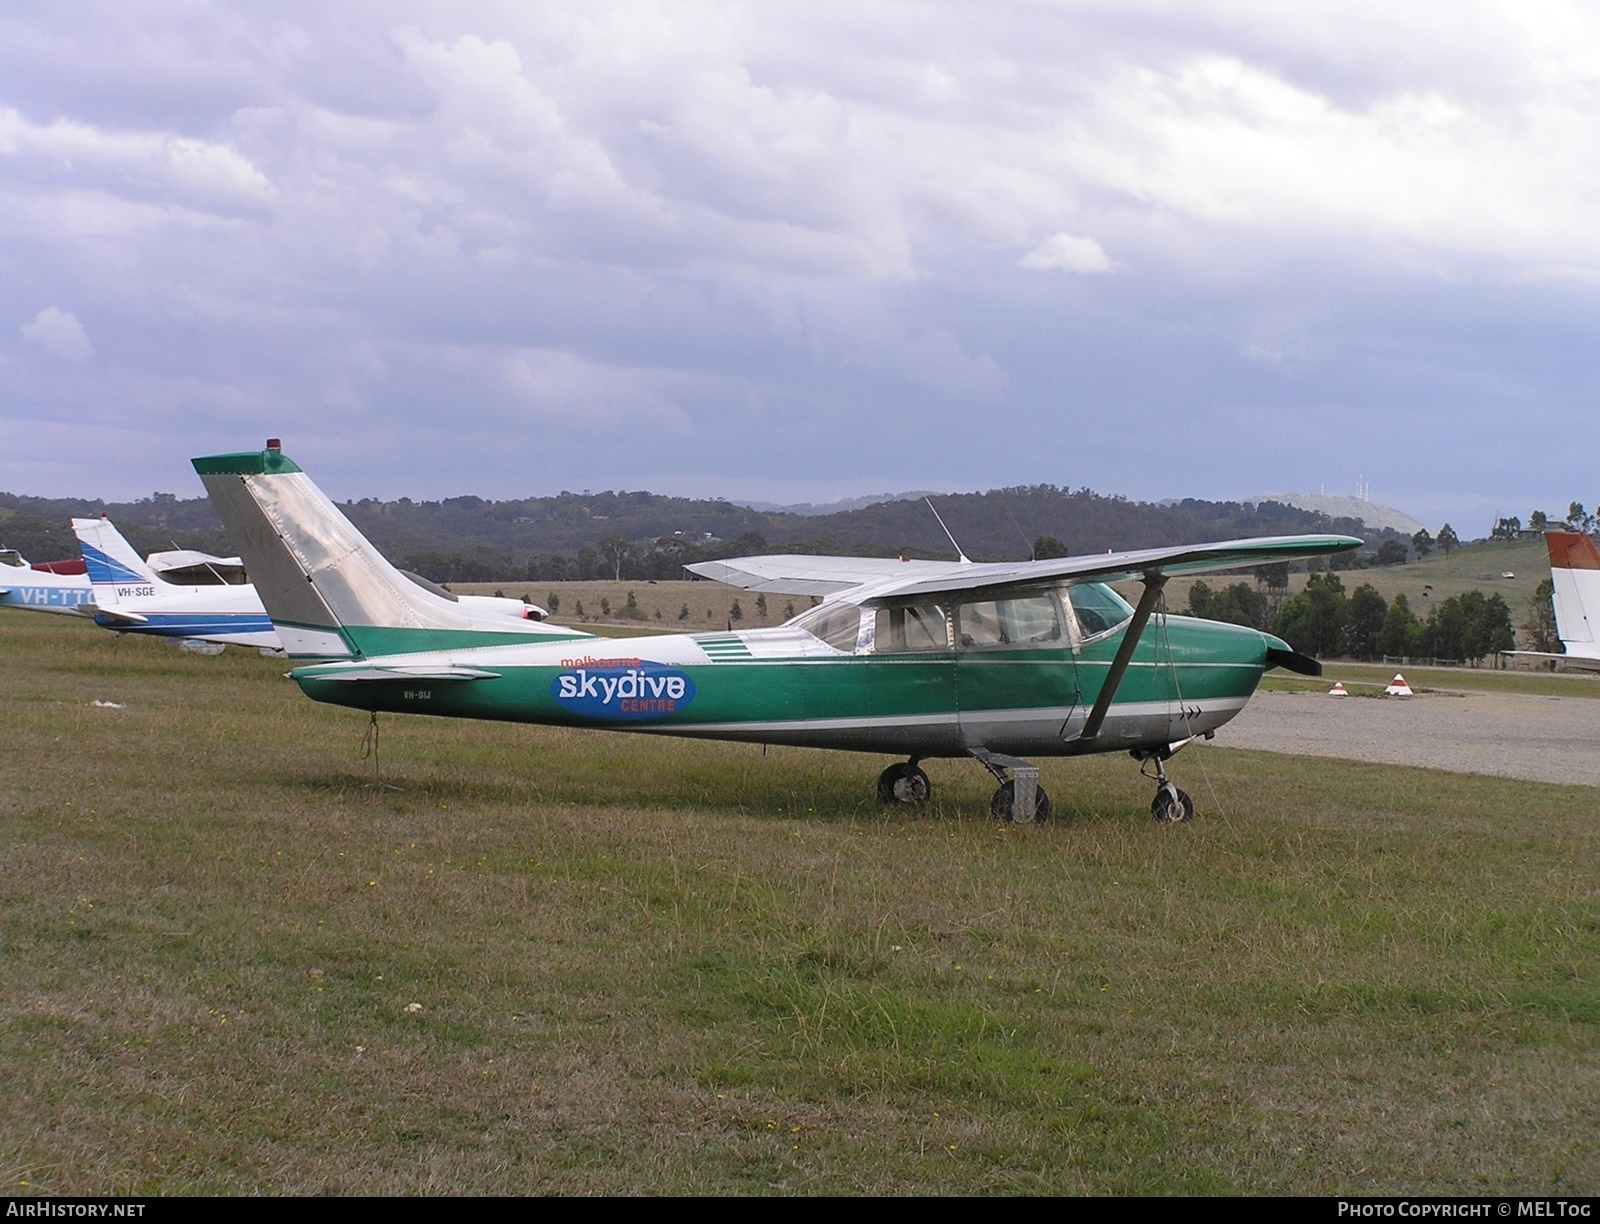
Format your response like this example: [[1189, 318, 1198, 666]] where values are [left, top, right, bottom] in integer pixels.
[[996, 492, 1035, 561], [925, 498, 972, 565]]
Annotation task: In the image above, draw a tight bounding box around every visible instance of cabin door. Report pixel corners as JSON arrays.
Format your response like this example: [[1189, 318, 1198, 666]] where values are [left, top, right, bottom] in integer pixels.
[[952, 590, 1079, 751]]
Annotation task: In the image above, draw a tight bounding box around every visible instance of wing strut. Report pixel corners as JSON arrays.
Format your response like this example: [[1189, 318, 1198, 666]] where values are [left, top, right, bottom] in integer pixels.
[[1078, 572, 1167, 743]]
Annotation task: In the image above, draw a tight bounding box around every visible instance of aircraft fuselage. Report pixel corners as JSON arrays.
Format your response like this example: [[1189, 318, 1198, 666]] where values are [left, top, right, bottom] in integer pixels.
[[291, 613, 1271, 758]]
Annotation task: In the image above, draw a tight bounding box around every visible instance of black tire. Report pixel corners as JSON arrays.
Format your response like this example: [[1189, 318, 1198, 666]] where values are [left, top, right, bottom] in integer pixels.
[[1150, 787, 1194, 823], [989, 780, 1051, 823], [876, 762, 931, 805]]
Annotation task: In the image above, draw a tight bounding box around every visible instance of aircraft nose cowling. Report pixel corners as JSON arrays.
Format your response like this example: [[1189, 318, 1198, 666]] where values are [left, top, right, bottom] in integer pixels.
[[1261, 632, 1321, 676]]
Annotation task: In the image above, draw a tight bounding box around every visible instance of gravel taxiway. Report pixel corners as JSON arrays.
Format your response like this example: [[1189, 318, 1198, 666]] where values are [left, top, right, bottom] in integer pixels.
[[1218, 688, 1599, 788]]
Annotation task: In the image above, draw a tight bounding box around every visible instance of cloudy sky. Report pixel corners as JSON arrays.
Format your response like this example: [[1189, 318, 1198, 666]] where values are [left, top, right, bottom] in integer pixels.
[[4, 1, 1598, 532]]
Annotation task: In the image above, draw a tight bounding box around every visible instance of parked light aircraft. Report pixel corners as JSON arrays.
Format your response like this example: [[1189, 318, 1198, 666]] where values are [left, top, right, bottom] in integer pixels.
[[0, 549, 94, 615], [73, 514, 549, 652], [194, 441, 1361, 821], [75, 516, 282, 649], [0, 538, 263, 618]]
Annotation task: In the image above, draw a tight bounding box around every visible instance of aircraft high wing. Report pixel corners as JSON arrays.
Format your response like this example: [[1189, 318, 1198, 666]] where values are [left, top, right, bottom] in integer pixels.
[[196, 441, 1360, 823], [689, 537, 1356, 600]]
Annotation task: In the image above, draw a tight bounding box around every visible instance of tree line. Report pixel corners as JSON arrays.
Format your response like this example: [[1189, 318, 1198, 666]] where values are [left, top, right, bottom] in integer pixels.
[[1186, 573, 1516, 663], [1492, 502, 1599, 540]]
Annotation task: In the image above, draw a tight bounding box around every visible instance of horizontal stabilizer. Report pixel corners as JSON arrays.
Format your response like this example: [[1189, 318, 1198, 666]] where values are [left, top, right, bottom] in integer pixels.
[[82, 603, 148, 625], [304, 665, 502, 682]]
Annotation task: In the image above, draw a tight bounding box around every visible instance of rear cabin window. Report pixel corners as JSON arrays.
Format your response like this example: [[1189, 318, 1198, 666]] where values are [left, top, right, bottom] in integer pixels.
[[873, 603, 951, 653], [955, 594, 1062, 650], [793, 602, 862, 652], [1065, 582, 1133, 638]]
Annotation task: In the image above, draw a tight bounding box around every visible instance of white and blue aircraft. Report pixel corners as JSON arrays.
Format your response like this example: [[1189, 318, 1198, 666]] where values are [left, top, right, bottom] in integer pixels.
[[0, 548, 93, 615], [2, 537, 257, 618], [73, 514, 549, 653], [74, 516, 281, 649]]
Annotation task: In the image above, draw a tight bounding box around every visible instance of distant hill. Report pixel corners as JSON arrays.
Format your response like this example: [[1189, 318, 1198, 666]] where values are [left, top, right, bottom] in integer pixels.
[[732, 491, 941, 516], [0, 484, 1402, 584], [0, 492, 234, 565], [1242, 493, 1428, 536]]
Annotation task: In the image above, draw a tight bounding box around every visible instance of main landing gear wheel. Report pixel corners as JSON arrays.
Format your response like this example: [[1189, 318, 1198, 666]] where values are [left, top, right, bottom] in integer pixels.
[[876, 761, 931, 804], [968, 750, 1048, 823], [1150, 786, 1194, 823], [990, 780, 1051, 824]]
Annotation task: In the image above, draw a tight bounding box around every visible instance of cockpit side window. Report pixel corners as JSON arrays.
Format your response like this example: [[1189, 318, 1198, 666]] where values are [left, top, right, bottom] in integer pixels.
[[793, 602, 863, 652], [955, 593, 1062, 650], [1064, 582, 1133, 640], [872, 603, 951, 653], [0, 550, 24, 569]]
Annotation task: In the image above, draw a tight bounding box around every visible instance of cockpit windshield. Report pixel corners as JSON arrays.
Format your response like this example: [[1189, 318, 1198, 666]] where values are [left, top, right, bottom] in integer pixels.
[[0, 550, 24, 569], [791, 602, 862, 652], [1066, 582, 1133, 638]]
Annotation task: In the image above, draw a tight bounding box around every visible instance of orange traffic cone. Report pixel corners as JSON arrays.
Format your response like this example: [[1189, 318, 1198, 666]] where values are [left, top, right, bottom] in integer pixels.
[[1328, 682, 1349, 697], [1385, 673, 1413, 696]]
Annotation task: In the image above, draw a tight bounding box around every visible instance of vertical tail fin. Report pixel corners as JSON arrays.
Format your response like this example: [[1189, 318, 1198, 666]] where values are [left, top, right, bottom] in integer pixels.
[[192, 441, 588, 659], [72, 517, 159, 586], [1544, 530, 1600, 657]]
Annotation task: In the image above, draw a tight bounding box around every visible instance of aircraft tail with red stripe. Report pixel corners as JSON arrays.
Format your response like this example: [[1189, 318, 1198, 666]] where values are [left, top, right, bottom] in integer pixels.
[[1544, 530, 1600, 661]]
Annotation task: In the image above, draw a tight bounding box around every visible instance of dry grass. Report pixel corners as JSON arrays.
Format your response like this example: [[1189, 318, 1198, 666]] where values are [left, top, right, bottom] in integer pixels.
[[1126, 537, 1548, 615], [452, 580, 795, 631], [2, 609, 1596, 1194]]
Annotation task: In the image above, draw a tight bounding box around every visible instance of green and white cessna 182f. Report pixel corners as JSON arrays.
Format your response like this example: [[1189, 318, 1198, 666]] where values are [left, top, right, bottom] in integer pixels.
[[194, 442, 1360, 822]]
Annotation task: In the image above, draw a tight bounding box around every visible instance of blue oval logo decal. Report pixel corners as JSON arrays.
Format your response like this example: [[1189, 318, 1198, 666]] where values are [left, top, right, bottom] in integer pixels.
[[551, 658, 695, 720]]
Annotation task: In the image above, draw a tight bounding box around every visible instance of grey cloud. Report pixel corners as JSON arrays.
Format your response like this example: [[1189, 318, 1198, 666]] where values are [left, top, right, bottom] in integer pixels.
[[0, 1, 1595, 533], [1019, 234, 1116, 274], [21, 306, 92, 361]]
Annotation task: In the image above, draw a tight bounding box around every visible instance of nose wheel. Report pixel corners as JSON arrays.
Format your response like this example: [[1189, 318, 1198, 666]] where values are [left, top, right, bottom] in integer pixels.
[[1150, 785, 1194, 823], [1134, 748, 1194, 823], [877, 759, 931, 804]]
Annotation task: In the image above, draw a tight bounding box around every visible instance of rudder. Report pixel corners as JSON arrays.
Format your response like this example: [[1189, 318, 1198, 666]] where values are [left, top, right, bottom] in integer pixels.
[[193, 440, 589, 659], [1544, 530, 1600, 653], [72, 517, 158, 587]]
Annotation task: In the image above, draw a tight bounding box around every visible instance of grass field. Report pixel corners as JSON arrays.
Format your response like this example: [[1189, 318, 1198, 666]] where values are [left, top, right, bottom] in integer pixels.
[[3, 609, 1597, 1194], [1141, 537, 1548, 622]]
